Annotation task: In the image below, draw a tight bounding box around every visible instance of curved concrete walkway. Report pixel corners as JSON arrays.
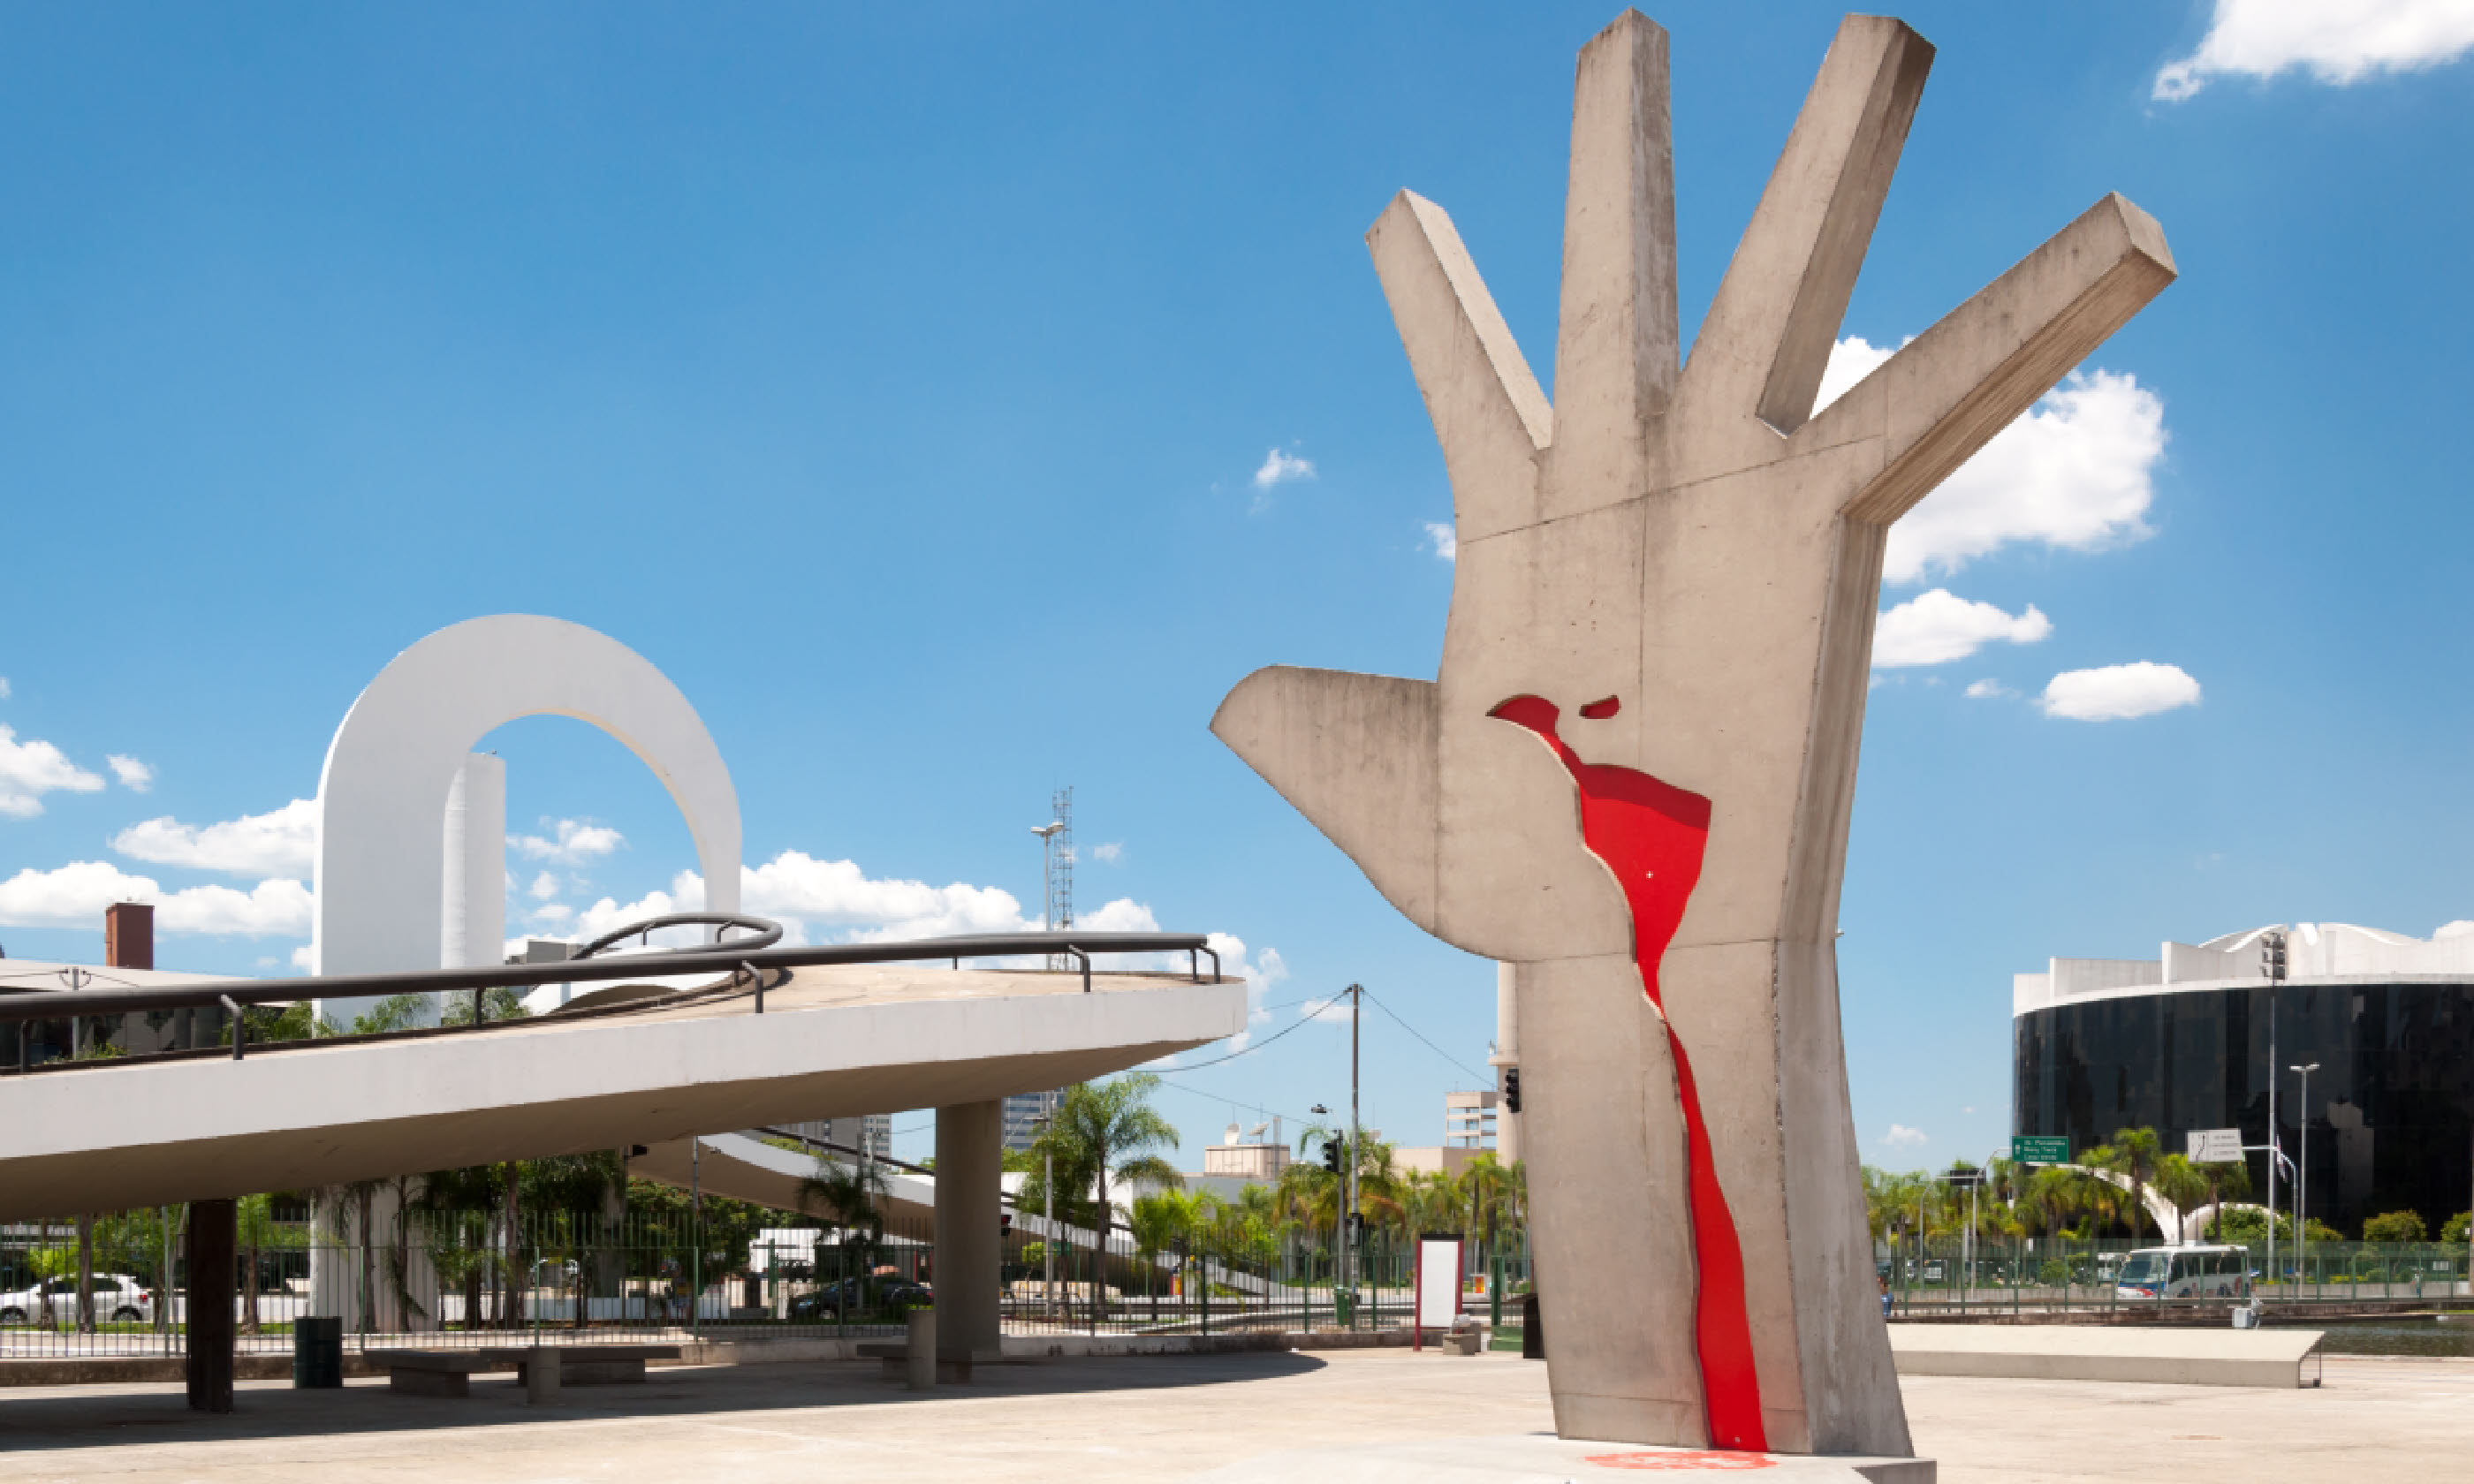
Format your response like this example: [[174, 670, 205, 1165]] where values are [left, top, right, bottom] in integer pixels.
[[0, 965, 1241, 1221]]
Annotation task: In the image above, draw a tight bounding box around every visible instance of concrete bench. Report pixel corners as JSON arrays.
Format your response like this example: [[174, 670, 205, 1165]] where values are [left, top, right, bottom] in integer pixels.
[[1887, 1323, 2324, 1388], [474, 1344, 679, 1387], [854, 1341, 975, 1382], [376, 1344, 682, 1397], [376, 1351, 496, 1398]]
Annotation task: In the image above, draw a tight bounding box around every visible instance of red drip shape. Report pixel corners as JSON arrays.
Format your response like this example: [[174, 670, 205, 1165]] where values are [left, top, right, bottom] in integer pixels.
[[1490, 694, 1767, 1454]]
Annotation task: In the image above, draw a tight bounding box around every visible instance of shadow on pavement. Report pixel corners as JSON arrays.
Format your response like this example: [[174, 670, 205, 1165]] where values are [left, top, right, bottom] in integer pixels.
[[0, 1351, 1331, 1453]]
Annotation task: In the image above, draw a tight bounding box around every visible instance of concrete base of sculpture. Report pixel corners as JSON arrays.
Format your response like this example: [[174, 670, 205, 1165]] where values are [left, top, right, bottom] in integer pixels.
[[1185, 1435, 1934, 1483]]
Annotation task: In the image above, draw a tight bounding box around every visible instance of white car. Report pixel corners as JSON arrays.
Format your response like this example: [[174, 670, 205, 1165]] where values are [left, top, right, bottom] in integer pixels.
[[0, 1273, 156, 1325]]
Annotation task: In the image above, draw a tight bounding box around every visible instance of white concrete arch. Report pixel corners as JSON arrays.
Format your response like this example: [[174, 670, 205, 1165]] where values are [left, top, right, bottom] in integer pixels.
[[312, 615, 741, 989]]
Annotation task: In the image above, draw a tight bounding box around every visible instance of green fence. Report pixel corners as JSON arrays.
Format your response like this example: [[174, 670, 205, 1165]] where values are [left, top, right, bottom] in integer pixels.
[[1881, 1233, 2474, 1317], [4, 1203, 1527, 1359]]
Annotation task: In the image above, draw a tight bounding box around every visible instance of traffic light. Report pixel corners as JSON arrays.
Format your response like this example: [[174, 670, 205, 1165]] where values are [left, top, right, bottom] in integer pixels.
[[1503, 1069, 1522, 1115], [1323, 1138, 1345, 1177]]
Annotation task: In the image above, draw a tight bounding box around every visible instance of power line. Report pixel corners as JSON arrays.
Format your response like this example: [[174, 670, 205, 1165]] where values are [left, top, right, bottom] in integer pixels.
[[1150, 994, 1340, 1072], [1359, 985, 1488, 1082], [1148, 1074, 1322, 1133]]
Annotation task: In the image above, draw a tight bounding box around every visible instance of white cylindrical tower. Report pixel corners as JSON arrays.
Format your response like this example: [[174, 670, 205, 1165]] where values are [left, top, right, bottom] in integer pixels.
[[441, 753, 507, 971]]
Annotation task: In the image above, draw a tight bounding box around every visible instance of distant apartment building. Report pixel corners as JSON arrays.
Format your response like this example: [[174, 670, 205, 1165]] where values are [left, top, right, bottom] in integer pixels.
[[1002, 1089, 1061, 1152], [1445, 1089, 1498, 1148]]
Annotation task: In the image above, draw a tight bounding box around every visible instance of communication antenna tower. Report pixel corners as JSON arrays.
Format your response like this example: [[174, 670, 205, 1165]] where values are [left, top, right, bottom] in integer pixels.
[[1033, 786, 1074, 970]]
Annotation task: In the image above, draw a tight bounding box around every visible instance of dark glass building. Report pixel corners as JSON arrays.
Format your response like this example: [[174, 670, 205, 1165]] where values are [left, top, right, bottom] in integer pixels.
[[2012, 923, 2474, 1235]]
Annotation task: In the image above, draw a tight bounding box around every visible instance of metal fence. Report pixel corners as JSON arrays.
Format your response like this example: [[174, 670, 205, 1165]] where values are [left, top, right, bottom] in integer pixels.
[[1882, 1233, 2474, 1318], [3, 1203, 1527, 1359]]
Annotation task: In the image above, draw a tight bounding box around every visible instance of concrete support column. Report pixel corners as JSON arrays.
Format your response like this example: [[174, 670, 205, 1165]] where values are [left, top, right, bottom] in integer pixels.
[[186, 1199, 236, 1414], [932, 1100, 1003, 1361]]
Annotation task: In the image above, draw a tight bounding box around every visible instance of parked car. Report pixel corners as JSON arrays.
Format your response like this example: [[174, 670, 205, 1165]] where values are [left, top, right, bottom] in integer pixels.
[[0, 1273, 156, 1325], [788, 1276, 932, 1320]]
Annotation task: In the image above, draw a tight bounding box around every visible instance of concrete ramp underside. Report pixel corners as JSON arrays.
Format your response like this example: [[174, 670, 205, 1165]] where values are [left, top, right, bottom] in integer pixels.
[[0, 966, 1241, 1222], [1887, 1323, 2324, 1388]]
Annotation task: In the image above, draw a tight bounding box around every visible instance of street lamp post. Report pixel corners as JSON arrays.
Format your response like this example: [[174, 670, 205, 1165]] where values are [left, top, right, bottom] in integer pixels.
[[1030, 1113, 1056, 1322], [2289, 1063, 2318, 1291]]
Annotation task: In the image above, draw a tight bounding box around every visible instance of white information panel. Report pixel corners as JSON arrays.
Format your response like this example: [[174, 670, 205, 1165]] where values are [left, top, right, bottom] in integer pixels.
[[2188, 1127, 2243, 1162], [1415, 1236, 1464, 1329]]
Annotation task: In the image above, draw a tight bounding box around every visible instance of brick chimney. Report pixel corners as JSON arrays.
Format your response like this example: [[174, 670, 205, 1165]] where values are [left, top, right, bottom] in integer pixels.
[[105, 901, 154, 970]]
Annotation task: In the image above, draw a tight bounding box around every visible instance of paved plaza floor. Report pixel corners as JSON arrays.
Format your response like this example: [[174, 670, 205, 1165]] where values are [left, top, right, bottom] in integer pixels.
[[0, 1349, 2467, 1481]]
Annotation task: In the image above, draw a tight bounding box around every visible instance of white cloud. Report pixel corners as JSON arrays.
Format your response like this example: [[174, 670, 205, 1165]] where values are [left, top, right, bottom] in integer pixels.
[[291, 943, 314, 971], [2156, 0, 2474, 100], [1252, 448, 1316, 488], [0, 677, 10, 698], [2038, 662, 2203, 721], [1422, 520, 1458, 562], [736, 852, 1035, 941], [1872, 589, 2053, 669], [1963, 678, 2017, 700], [113, 798, 317, 877], [528, 902, 574, 925], [1882, 1124, 1929, 1149], [157, 878, 314, 936], [1818, 339, 2167, 586], [0, 725, 106, 819], [528, 870, 561, 901], [511, 819, 625, 866], [0, 859, 311, 935], [105, 755, 154, 792], [1088, 841, 1124, 865]]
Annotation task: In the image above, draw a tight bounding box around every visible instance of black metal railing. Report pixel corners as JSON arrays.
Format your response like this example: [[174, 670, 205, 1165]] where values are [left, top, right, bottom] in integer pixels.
[[0, 920, 1222, 1073]]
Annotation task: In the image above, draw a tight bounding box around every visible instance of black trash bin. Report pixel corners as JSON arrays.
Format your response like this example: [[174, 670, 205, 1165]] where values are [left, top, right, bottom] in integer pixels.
[[293, 1314, 344, 1389], [1521, 1291, 1544, 1359]]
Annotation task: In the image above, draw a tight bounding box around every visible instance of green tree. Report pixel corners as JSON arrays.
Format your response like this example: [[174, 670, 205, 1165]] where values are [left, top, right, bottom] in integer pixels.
[[799, 1155, 892, 1302], [1127, 1192, 1191, 1321], [1035, 1074, 1181, 1320], [2151, 1155, 2211, 1242], [2195, 1159, 2251, 1241], [2094, 1128, 2164, 1238], [2442, 1211, 2471, 1246], [2362, 1209, 2428, 1243]]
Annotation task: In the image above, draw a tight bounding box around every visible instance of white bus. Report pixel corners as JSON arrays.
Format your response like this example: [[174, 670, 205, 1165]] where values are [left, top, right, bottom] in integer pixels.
[[2114, 1245, 2250, 1300]]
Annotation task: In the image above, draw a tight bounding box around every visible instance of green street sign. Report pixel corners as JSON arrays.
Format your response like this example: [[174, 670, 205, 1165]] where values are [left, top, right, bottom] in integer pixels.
[[2012, 1135, 2068, 1164]]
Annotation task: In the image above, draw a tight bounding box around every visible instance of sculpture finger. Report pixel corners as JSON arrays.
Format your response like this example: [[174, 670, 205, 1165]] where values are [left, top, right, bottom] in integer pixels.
[[1367, 191, 1552, 544], [1210, 665, 1441, 933], [1820, 193, 2176, 526], [1546, 10, 1679, 519], [1676, 17, 1932, 443]]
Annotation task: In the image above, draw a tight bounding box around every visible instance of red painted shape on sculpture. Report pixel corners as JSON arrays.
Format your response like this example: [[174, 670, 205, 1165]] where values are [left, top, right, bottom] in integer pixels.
[[1489, 694, 1767, 1454], [1580, 695, 1622, 720]]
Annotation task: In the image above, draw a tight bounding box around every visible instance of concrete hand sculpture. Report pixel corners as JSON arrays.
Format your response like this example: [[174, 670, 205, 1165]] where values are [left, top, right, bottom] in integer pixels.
[[1212, 11, 2172, 1455]]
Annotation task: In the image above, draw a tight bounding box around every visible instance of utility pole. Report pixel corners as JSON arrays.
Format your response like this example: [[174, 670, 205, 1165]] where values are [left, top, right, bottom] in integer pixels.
[[2290, 1062, 2318, 1291], [2261, 928, 2286, 1289], [689, 1137, 702, 1338], [1348, 982, 1362, 1322]]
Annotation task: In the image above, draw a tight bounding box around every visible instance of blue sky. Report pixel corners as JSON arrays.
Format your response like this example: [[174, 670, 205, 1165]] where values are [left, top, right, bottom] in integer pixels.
[[3, 2, 2470, 1169]]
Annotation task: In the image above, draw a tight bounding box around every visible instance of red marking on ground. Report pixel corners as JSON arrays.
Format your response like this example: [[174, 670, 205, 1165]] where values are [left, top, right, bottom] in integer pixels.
[[1580, 695, 1622, 719], [1489, 694, 1767, 1454], [1585, 1450, 1778, 1471]]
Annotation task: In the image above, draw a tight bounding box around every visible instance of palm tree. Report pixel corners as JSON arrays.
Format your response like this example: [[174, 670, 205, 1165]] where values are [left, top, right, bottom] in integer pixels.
[[2098, 1128, 2165, 1239], [800, 1156, 892, 1310], [1127, 1192, 1190, 1322], [1043, 1074, 1181, 1321], [2151, 1154, 2212, 1243], [2196, 1158, 2251, 1241], [415, 1165, 507, 1329]]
